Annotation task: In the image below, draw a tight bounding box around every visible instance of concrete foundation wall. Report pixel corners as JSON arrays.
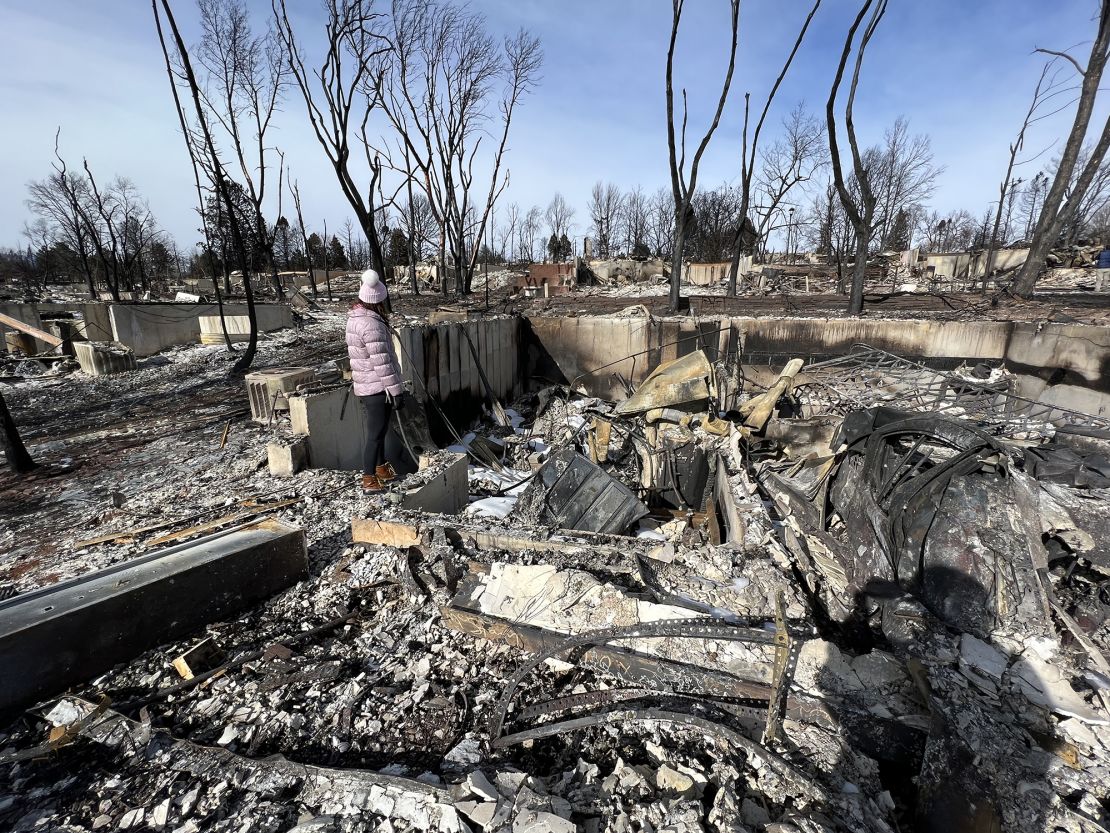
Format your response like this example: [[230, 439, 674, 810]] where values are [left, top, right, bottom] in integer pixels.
[[109, 303, 292, 356], [1, 302, 121, 353], [288, 386, 413, 472], [524, 314, 1110, 418], [524, 315, 728, 401], [0, 303, 50, 353], [924, 249, 1030, 280]]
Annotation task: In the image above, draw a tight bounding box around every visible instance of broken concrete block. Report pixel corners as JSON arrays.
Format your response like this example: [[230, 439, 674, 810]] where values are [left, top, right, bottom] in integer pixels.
[[466, 771, 499, 802], [511, 810, 574, 833], [0, 519, 307, 716], [401, 453, 468, 515], [73, 340, 137, 376], [958, 634, 1008, 694], [654, 764, 698, 797], [267, 438, 308, 477]]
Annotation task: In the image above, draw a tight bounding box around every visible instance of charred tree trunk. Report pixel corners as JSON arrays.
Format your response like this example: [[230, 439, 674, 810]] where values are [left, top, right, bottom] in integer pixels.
[[1013, 5, 1110, 296], [849, 231, 868, 313], [0, 392, 35, 474], [153, 0, 257, 372]]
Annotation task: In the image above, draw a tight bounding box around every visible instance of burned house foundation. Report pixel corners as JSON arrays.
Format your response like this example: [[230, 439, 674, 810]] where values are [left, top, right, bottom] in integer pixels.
[[2, 307, 1110, 833]]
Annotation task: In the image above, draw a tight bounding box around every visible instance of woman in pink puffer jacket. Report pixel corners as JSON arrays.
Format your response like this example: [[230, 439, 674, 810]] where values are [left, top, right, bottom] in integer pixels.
[[346, 269, 404, 492]]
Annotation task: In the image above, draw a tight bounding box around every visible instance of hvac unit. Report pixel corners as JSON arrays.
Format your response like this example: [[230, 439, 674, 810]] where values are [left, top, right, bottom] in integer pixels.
[[245, 367, 316, 423]]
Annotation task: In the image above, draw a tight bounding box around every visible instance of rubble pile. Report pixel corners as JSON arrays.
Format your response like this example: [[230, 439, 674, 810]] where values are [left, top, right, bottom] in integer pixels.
[[2, 324, 1110, 833]]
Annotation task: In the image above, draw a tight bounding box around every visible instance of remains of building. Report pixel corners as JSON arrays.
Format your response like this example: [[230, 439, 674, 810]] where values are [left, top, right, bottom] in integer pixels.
[[2, 283, 1110, 833]]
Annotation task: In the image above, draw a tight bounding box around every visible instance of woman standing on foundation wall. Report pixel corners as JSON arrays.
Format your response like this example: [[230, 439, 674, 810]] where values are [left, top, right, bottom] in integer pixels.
[[346, 269, 404, 492]]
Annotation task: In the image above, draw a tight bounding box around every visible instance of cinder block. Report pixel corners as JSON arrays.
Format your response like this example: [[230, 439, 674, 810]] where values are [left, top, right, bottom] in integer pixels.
[[267, 438, 308, 477]]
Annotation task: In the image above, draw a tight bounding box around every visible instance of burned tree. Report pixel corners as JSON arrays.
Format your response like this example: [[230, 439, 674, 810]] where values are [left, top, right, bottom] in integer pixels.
[[24, 132, 97, 299], [826, 0, 888, 315], [519, 205, 543, 263], [665, 0, 740, 311], [748, 104, 828, 264], [1014, 3, 1110, 295], [869, 118, 939, 254], [76, 165, 159, 302], [397, 192, 436, 291], [587, 182, 623, 259], [725, 0, 822, 296], [196, 0, 288, 301], [287, 175, 317, 298], [272, 0, 390, 276], [622, 186, 650, 257], [374, 0, 542, 294], [153, 0, 260, 371], [982, 61, 1071, 291], [0, 392, 35, 474]]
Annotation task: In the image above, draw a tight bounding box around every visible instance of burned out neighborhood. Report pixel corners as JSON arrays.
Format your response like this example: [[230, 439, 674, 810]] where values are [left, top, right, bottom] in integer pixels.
[[3, 2, 1110, 832]]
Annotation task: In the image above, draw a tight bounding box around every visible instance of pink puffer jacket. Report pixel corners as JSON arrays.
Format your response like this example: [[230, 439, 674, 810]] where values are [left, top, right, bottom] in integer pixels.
[[346, 305, 404, 397]]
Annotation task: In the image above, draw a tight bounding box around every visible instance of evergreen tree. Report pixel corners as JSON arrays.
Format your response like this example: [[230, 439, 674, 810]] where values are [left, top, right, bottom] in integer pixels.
[[885, 208, 912, 251], [203, 181, 264, 271], [273, 216, 293, 269], [386, 228, 409, 267], [546, 233, 573, 262], [306, 233, 324, 269], [327, 235, 348, 269]]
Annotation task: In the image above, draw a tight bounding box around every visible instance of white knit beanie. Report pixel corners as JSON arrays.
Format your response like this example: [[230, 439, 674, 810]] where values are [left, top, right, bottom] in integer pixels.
[[358, 269, 388, 304]]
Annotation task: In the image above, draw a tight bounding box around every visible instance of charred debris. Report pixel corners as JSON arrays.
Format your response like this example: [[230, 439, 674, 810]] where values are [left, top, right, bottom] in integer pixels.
[[3, 338, 1110, 833]]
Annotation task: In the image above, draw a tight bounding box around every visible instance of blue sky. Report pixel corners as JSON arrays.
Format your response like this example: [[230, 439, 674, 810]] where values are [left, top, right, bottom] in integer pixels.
[[1, 0, 1105, 248]]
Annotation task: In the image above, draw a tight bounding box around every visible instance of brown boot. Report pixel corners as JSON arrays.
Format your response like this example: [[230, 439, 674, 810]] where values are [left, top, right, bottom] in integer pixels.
[[375, 463, 397, 483], [362, 474, 383, 492]]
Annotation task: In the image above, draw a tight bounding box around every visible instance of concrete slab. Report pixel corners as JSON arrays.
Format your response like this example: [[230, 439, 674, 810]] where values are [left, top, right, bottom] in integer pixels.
[[350, 518, 424, 548], [0, 519, 307, 715]]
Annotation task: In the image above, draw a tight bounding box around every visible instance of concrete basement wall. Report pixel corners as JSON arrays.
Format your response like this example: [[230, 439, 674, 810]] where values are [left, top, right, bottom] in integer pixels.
[[523, 314, 1110, 418], [108, 303, 292, 356], [0, 303, 51, 353], [0, 302, 127, 352]]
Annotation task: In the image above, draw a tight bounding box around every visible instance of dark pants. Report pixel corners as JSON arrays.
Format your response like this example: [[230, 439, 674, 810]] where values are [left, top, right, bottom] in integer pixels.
[[359, 393, 393, 475]]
